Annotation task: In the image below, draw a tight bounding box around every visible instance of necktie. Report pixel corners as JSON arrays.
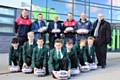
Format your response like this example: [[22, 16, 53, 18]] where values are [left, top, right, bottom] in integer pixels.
[[94, 22, 100, 37]]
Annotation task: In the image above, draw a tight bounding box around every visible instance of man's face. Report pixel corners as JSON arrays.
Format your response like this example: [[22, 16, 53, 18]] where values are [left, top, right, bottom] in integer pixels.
[[66, 43, 73, 49], [97, 14, 104, 21], [38, 15, 43, 21], [54, 43, 62, 50], [54, 16, 58, 22], [37, 39, 44, 46], [67, 13, 73, 21], [21, 10, 29, 18], [87, 39, 94, 46], [28, 34, 34, 41], [80, 13, 86, 20], [11, 43, 19, 48]]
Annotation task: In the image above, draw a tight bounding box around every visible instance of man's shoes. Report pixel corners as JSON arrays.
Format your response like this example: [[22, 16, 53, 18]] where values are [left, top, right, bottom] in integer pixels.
[[101, 65, 106, 69], [97, 63, 101, 66]]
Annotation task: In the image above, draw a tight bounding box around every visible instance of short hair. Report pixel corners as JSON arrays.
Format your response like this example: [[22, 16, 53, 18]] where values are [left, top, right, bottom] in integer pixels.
[[79, 38, 86, 43], [27, 31, 34, 36], [67, 12, 73, 15], [66, 39, 73, 44], [22, 8, 29, 12], [37, 36, 43, 40], [55, 38, 62, 44], [38, 13, 42, 16], [88, 36, 95, 41], [11, 37, 19, 44]]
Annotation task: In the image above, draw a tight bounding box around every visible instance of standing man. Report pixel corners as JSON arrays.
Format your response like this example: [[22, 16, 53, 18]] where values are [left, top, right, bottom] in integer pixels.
[[31, 13, 47, 42], [15, 9, 32, 46], [76, 13, 93, 41], [48, 16, 63, 49], [92, 13, 112, 68], [63, 12, 77, 44]]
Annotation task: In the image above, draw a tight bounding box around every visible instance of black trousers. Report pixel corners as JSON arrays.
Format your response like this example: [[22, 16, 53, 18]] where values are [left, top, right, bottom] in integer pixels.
[[95, 42, 107, 66]]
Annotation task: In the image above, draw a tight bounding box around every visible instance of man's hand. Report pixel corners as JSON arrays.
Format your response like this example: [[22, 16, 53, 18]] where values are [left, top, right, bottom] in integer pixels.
[[38, 28, 43, 32]]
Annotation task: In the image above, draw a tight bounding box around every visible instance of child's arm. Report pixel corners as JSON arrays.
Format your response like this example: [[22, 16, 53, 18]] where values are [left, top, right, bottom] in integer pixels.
[[83, 47, 88, 64], [32, 48, 36, 68], [9, 47, 12, 66], [48, 50, 54, 73], [43, 48, 49, 68]]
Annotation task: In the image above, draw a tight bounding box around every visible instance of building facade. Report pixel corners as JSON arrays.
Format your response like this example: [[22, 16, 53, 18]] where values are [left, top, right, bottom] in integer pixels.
[[0, 0, 120, 52]]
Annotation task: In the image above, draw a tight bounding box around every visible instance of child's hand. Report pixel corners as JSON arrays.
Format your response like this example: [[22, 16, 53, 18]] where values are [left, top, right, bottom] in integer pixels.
[[52, 70, 58, 78], [68, 69, 71, 77], [23, 63, 27, 67]]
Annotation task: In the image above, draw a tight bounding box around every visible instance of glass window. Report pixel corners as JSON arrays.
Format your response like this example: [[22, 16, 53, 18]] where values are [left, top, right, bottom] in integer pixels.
[[0, 25, 14, 33], [112, 9, 120, 20], [48, 0, 73, 14], [90, 6, 111, 19], [32, 0, 46, 11], [90, 0, 111, 5], [112, 0, 120, 7], [74, 4, 85, 16], [54, 0, 73, 2], [0, 7, 15, 16], [0, 16, 14, 24]]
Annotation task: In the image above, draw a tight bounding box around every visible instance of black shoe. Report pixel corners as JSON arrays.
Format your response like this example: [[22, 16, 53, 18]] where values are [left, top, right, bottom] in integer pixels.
[[101, 65, 106, 69], [97, 63, 101, 66]]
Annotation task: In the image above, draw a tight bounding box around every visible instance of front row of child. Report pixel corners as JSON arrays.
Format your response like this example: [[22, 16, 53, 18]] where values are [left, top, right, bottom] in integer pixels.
[[9, 31, 97, 79]]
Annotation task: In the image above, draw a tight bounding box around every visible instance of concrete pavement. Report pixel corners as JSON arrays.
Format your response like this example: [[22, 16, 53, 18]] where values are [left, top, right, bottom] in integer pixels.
[[0, 53, 120, 80]]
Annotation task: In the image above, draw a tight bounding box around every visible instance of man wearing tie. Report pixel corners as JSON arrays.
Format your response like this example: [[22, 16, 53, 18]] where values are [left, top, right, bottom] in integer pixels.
[[48, 16, 63, 49], [92, 13, 112, 68], [31, 13, 47, 42]]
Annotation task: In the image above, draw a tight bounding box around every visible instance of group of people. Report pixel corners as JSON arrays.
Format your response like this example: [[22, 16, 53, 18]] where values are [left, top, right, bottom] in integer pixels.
[[9, 9, 111, 79]]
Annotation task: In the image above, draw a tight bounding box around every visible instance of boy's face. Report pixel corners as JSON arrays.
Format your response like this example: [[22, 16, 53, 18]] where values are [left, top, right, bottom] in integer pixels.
[[88, 39, 94, 46], [11, 43, 19, 48], [79, 40, 86, 47], [28, 34, 34, 41], [54, 42, 62, 50], [66, 43, 73, 49], [37, 39, 44, 46]]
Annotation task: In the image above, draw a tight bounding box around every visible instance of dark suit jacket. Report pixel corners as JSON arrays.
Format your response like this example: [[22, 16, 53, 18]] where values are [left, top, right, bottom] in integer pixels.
[[92, 19, 112, 46], [48, 21, 63, 39]]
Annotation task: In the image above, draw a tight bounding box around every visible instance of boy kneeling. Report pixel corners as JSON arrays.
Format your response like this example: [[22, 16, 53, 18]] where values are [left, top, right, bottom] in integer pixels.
[[49, 39, 71, 80], [22, 32, 36, 73], [32, 37, 49, 76], [9, 37, 22, 72], [86, 36, 97, 70], [65, 39, 80, 76]]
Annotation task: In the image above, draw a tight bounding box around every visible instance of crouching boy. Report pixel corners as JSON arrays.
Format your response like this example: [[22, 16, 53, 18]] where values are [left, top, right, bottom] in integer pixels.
[[49, 39, 71, 79], [22, 32, 36, 73], [65, 39, 80, 76], [32, 37, 49, 76], [9, 37, 22, 72], [86, 36, 97, 70], [74, 39, 90, 72]]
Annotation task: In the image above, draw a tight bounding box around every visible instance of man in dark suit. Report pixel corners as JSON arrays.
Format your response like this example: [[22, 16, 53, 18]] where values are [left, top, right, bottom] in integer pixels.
[[92, 13, 112, 68], [48, 16, 63, 49]]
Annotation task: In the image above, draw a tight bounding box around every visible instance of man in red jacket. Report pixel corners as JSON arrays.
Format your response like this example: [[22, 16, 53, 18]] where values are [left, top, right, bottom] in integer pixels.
[[15, 9, 32, 46], [63, 12, 77, 44]]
